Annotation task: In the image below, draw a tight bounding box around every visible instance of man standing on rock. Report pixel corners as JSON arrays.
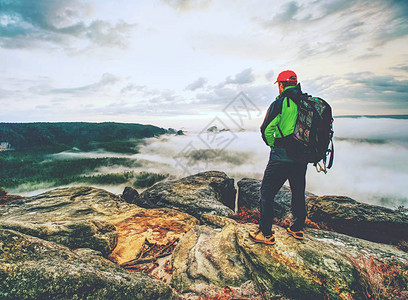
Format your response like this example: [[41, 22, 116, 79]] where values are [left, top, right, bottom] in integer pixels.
[[250, 70, 307, 245]]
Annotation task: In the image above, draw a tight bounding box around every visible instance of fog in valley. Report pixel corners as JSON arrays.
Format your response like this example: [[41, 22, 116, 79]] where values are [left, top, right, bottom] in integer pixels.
[[12, 117, 408, 209]]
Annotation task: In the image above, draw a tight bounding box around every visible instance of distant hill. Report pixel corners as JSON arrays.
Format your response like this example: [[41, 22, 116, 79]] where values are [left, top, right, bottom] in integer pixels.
[[334, 115, 408, 119], [0, 122, 166, 151]]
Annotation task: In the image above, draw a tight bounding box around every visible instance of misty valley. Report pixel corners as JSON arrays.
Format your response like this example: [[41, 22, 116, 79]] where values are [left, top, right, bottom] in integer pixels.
[[0, 122, 173, 193], [1, 117, 408, 210]]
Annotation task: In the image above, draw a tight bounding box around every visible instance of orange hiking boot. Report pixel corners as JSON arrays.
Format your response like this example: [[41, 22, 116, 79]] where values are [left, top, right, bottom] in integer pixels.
[[249, 230, 276, 245], [287, 227, 304, 240]]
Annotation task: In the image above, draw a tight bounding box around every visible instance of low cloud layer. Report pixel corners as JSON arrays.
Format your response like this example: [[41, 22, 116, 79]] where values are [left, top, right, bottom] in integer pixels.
[[18, 117, 406, 209], [137, 117, 408, 208]]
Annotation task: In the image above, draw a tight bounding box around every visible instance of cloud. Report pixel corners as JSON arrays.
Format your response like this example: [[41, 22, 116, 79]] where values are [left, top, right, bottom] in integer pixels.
[[195, 87, 236, 106], [374, 0, 408, 45], [319, 0, 357, 17], [225, 68, 255, 85], [263, 0, 356, 27], [0, 88, 13, 99], [0, 0, 136, 49], [49, 73, 120, 94], [120, 84, 145, 94], [207, 68, 256, 91], [337, 21, 365, 42], [391, 65, 408, 73], [259, 0, 406, 60], [349, 72, 408, 95], [354, 53, 382, 60], [194, 81, 274, 113], [301, 72, 408, 114], [149, 89, 179, 104], [185, 77, 208, 91], [269, 1, 301, 24], [81, 20, 135, 47], [162, 0, 212, 11], [296, 19, 367, 58], [261, 1, 361, 59], [265, 70, 275, 82]]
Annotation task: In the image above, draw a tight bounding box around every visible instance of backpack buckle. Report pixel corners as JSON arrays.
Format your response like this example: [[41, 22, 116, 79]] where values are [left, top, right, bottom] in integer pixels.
[[315, 162, 327, 174]]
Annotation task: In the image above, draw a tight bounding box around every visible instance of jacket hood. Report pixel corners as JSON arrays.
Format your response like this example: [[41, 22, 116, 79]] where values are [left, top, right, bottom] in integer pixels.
[[281, 83, 303, 104]]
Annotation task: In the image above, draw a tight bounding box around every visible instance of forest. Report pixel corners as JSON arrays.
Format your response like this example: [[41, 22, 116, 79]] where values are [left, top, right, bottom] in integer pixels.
[[0, 122, 171, 192], [0, 122, 167, 152]]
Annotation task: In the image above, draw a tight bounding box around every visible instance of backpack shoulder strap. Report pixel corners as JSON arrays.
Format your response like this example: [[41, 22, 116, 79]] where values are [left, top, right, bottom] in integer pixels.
[[327, 139, 334, 169]]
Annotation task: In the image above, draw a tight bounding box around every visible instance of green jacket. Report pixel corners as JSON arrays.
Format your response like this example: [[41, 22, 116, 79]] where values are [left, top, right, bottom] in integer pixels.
[[260, 84, 303, 147]]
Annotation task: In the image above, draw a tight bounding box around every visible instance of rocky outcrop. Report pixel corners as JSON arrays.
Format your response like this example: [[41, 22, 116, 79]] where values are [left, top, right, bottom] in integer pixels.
[[139, 171, 235, 219], [0, 186, 142, 256], [237, 178, 290, 218], [0, 175, 241, 299], [238, 178, 408, 245], [109, 208, 198, 265], [1, 173, 407, 300], [307, 195, 408, 244], [171, 224, 257, 298], [0, 229, 178, 300], [237, 178, 314, 219], [121, 186, 141, 204], [235, 223, 408, 300], [171, 212, 408, 299]]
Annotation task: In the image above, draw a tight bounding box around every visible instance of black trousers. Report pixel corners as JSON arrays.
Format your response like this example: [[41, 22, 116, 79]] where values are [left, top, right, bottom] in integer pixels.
[[259, 148, 308, 236]]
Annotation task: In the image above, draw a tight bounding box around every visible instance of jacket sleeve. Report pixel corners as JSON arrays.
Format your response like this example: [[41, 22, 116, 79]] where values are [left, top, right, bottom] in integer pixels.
[[260, 100, 282, 147]]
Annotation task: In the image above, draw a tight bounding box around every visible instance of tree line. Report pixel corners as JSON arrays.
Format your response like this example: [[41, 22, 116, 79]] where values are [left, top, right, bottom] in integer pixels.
[[0, 122, 166, 151]]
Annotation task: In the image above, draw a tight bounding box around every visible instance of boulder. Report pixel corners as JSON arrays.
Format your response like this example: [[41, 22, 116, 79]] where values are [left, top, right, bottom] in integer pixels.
[[139, 171, 235, 219], [121, 186, 141, 204], [235, 223, 408, 300], [109, 208, 199, 265], [0, 229, 178, 300], [307, 195, 408, 244], [171, 224, 257, 298], [0, 186, 143, 256], [237, 178, 313, 219]]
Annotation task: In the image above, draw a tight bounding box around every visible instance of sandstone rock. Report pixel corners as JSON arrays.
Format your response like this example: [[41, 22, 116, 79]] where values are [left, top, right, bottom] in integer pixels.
[[307, 195, 408, 244], [121, 186, 141, 204], [109, 208, 199, 265], [0, 229, 178, 300], [139, 171, 235, 219], [0, 187, 143, 256], [237, 178, 313, 219], [171, 225, 254, 297], [201, 213, 238, 228], [235, 223, 408, 300]]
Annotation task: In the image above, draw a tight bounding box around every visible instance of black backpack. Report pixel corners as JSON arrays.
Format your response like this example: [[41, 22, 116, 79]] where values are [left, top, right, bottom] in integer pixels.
[[278, 91, 334, 173]]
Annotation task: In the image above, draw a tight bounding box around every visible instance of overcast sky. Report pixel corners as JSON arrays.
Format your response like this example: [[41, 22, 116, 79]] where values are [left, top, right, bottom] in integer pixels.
[[1, 0, 407, 128]]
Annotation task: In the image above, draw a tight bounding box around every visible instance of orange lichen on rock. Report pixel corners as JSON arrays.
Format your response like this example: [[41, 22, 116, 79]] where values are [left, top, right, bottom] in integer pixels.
[[163, 259, 173, 274], [230, 207, 333, 233], [272, 216, 292, 228], [108, 208, 198, 265], [0, 189, 24, 206], [347, 255, 408, 299], [229, 207, 260, 224], [197, 285, 262, 300]]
